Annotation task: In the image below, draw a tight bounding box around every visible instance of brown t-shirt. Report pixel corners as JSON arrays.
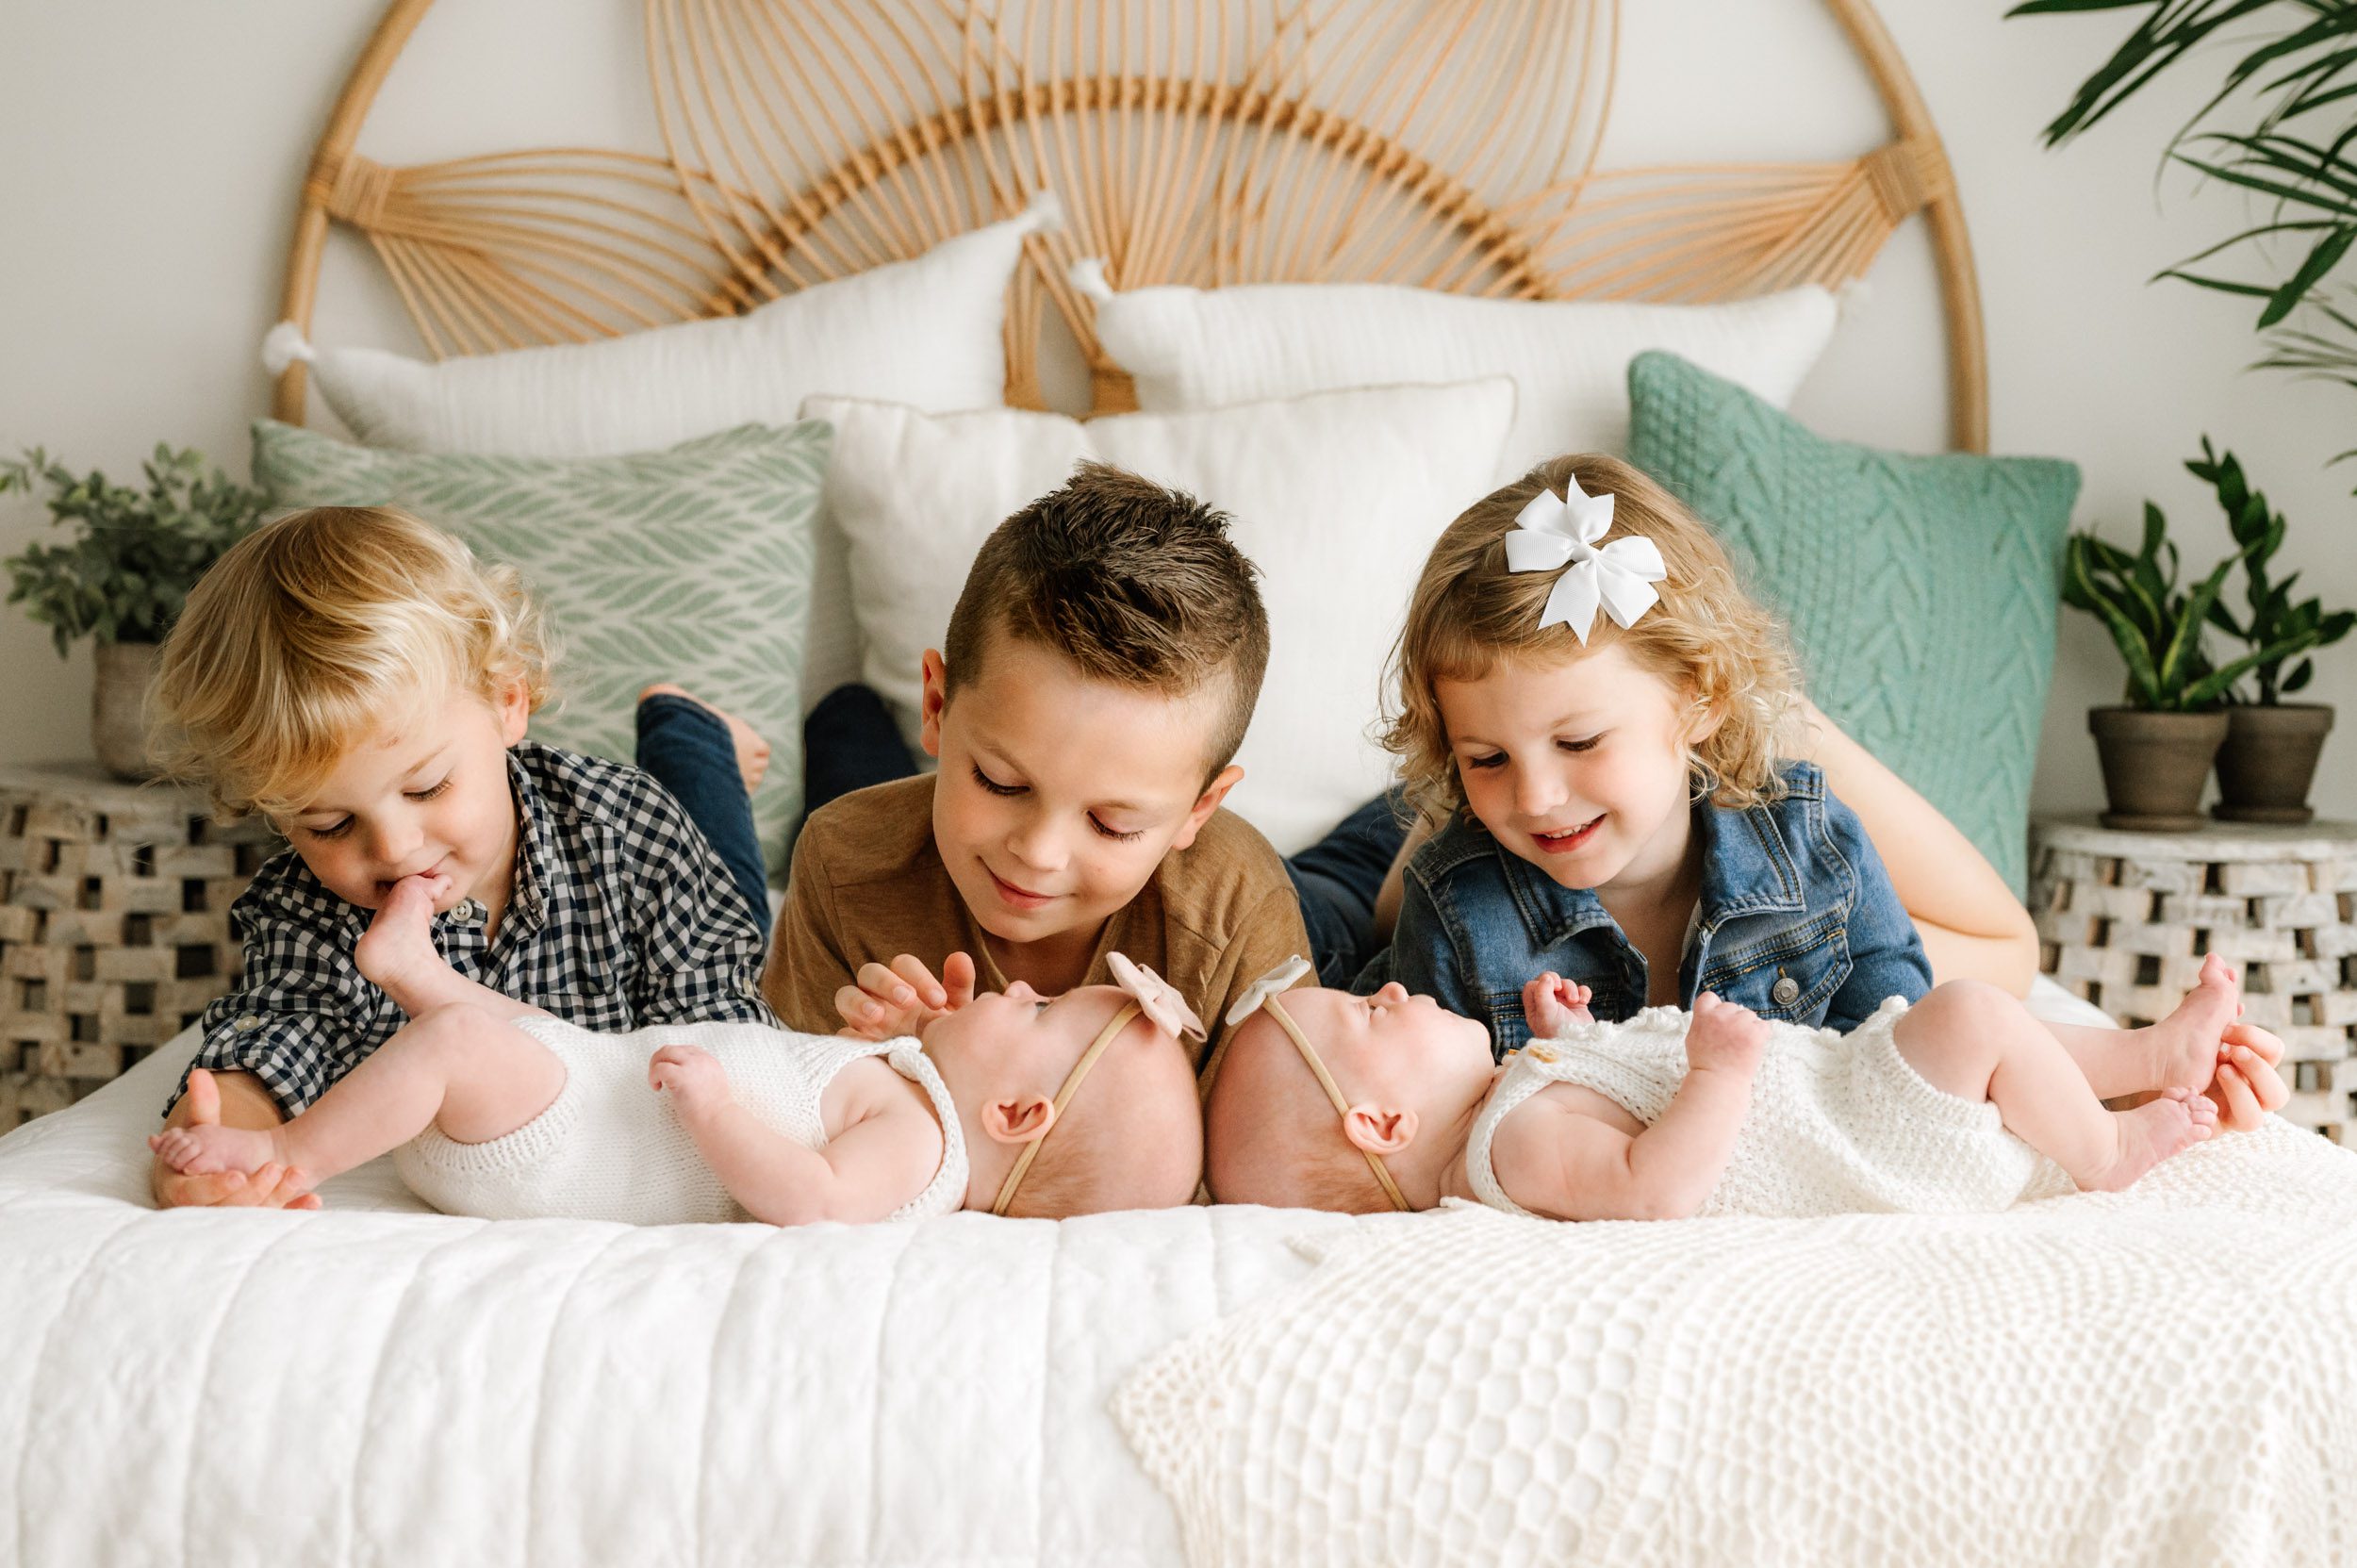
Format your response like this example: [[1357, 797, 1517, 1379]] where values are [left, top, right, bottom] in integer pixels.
[[765, 774, 1311, 1065]]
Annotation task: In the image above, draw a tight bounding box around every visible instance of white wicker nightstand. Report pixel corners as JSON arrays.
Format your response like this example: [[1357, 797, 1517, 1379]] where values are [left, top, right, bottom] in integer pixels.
[[2029, 815, 2357, 1144], [0, 763, 280, 1129]]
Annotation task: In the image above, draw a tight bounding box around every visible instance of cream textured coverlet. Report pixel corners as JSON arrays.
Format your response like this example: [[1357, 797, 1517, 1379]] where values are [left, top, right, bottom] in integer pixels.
[[1116, 1118, 2357, 1567]]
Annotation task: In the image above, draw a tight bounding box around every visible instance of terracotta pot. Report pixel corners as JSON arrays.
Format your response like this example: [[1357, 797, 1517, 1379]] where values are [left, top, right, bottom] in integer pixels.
[[92, 639, 159, 782], [2087, 707, 2228, 832], [2214, 702, 2334, 825]]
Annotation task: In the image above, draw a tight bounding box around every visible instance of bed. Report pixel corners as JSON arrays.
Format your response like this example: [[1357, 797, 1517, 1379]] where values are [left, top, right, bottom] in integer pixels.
[[6, 3, 2356, 1563]]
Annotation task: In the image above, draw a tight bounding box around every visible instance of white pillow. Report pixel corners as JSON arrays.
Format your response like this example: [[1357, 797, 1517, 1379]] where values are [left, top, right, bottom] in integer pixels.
[[276, 202, 1052, 712], [1081, 274, 1837, 479], [805, 382, 1518, 855]]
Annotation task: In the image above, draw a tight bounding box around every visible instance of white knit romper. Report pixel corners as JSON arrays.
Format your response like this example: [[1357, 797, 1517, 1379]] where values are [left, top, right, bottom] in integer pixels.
[[1466, 998, 2050, 1219], [393, 1016, 969, 1225]]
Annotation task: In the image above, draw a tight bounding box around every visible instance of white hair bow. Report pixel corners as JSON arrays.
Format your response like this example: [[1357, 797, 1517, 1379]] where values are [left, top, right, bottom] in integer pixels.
[[1107, 951, 1207, 1042], [1224, 954, 1314, 1028], [1503, 478, 1668, 643]]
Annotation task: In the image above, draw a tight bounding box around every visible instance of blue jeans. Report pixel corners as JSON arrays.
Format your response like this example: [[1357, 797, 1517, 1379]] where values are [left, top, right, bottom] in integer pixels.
[[757, 683, 1404, 984], [635, 693, 771, 935]]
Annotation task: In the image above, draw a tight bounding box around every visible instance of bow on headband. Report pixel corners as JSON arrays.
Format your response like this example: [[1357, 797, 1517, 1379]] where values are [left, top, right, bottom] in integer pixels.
[[1108, 951, 1207, 1043], [1225, 954, 1313, 1028], [1503, 478, 1667, 643]]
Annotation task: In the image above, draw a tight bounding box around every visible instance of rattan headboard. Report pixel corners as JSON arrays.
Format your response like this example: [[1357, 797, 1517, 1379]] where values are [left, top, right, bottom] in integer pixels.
[[274, 0, 1986, 450]]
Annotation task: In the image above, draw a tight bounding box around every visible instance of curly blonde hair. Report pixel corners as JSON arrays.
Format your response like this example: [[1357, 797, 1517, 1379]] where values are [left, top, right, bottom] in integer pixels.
[[152, 505, 554, 820], [1382, 454, 1801, 824]]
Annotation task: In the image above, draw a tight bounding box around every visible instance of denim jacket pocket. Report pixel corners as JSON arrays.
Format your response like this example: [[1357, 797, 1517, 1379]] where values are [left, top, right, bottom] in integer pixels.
[[1701, 915, 1851, 1025]]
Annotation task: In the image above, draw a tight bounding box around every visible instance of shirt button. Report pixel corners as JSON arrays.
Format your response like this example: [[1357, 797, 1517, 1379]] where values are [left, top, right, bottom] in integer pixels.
[[235, 1014, 262, 1032], [1771, 976, 1800, 1007], [1529, 1044, 1559, 1064], [453, 899, 482, 923]]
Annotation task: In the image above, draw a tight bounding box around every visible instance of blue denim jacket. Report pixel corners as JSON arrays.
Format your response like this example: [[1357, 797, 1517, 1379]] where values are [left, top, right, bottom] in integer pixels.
[[1364, 762, 1931, 1058]]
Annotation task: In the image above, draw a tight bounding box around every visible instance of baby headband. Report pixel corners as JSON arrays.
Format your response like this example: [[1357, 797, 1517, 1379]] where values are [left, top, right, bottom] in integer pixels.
[[1503, 475, 1667, 643], [991, 953, 1204, 1216], [1223, 956, 1411, 1213]]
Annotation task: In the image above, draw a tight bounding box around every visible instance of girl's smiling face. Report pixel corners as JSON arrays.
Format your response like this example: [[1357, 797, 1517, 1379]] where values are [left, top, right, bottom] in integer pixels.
[[1436, 641, 1716, 897]]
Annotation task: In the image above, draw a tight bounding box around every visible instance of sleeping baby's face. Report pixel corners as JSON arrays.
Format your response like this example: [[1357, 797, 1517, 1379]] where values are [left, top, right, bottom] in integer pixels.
[[1202, 983, 1496, 1212], [922, 982, 1204, 1216]]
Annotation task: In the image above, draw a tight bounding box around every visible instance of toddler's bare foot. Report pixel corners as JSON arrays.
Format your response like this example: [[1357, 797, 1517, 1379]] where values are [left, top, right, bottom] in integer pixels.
[[2074, 1087, 2218, 1193], [641, 683, 770, 793], [2133, 953, 2241, 1097], [354, 872, 454, 1011], [148, 1120, 285, 1179]]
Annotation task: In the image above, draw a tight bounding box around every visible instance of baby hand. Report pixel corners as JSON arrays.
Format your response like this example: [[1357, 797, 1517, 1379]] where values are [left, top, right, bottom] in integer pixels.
[[649, 1043, 731, 1120], [1685, 992, 1768, 1079], [1521, 972, 1594, 1038], [835, 951, 977, 1040]]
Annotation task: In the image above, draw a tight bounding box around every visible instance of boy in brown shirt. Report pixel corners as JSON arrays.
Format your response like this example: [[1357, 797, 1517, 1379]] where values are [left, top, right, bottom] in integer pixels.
[[766, 463, 1313, 1062]]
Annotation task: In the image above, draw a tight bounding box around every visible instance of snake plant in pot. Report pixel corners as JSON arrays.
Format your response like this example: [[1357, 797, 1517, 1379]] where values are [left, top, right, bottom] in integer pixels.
[[2189, 441, 2355, 823], [2064, 493, 2277, 830]]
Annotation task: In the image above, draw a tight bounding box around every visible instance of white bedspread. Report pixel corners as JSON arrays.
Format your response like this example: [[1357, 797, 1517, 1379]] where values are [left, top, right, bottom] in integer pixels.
[[1117, 1119, 2357, 1567], [7, 1001, 2349, 1568], [0, 1036, 1361, 1567]]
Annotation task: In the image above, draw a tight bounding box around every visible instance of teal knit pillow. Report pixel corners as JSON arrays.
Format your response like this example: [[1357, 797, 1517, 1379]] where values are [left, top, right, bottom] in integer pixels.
[[251, 420, 827, 886], [1624, 353, 2077, 893]]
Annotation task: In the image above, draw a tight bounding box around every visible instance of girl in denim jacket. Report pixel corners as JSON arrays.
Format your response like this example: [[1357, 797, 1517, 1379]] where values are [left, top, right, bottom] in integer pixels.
[[1370, 454, 1932, 1058]]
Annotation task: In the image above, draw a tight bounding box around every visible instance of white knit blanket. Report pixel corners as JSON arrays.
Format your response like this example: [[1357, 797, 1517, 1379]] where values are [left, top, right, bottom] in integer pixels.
[[1116, 1119, 2357, 1567]]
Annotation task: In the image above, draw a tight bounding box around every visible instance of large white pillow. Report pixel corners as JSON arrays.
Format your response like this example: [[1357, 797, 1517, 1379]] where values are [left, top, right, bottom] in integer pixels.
[[273, 202, 1052, 712], [806, 382, 1518, 854], [1081, 273, 1837, 479]]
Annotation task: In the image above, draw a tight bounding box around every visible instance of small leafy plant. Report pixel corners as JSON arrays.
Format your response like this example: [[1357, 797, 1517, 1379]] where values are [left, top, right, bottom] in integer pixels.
[[0, 445, 268, 655], [2186, 438, 2355, 703]]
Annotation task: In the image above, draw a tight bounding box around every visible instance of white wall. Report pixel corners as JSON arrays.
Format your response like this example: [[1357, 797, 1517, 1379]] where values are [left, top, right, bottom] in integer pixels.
[[3, 1, 2351, 825]]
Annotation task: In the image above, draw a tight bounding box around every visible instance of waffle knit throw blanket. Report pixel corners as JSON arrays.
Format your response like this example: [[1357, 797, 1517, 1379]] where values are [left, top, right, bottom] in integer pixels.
[[1115, 1118, 2357, 1567]]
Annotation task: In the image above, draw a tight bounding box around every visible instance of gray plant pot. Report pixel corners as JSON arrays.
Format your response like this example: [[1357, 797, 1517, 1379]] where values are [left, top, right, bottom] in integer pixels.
[[2214, 702, 2334, 825], [2088, 706, 2228, 832], [92, 639, 159, 782]]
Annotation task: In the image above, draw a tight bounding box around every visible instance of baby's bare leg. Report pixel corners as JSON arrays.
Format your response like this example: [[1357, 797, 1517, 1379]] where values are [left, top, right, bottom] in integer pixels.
[[151, 1003, 567, 1186], [357, 873, 547, 1025], [1895, 980, 2216, 1193]]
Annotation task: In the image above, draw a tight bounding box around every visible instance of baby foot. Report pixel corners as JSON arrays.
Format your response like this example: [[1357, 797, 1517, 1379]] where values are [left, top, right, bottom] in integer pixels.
[[641, 683, 771, 793], [147, 1120, 284, 1179], [354, 872, 454, 1009], [649, 1043, 732, 1128], [2134, 953, 2242, 1098], [2075, 1086, 2218, 1193]]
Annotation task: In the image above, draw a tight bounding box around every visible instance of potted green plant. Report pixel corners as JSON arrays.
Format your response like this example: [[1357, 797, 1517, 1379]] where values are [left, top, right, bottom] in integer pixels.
[[2063, 500, 2267, 831], [2187, 440, 2355, 823], [1, 446, 268, 779]]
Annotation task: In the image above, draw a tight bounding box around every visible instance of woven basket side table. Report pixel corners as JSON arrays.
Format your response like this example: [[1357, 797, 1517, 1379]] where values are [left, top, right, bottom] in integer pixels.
[[2030, 815, 2357, 1144], [0, 763, 279, 1129]]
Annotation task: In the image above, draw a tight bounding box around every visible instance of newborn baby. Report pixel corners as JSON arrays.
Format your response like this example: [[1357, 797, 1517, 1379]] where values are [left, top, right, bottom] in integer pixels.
[[154, 875, 1206, 1223], [1204, 955, 2259, 1219]]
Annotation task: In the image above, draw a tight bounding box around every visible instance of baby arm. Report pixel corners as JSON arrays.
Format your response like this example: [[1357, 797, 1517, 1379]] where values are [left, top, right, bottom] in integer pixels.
[[649, 1046, 940, 1225], [1492, 993, 1764, 1221]]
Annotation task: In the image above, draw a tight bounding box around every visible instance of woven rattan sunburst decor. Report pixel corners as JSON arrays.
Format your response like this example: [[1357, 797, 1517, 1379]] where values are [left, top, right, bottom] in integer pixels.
[[276, 0, 1986, 448]]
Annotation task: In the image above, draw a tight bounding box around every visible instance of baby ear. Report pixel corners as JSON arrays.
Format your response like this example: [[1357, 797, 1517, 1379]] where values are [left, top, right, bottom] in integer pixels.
[[918, 650, 950, 759], [981, 1093, 1058, 1146], [1342, 1104, 1418, 1155]]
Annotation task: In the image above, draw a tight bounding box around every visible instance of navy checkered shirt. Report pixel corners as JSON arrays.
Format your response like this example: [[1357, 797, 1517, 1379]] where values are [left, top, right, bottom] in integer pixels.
[[175, 740, 775, 1117]]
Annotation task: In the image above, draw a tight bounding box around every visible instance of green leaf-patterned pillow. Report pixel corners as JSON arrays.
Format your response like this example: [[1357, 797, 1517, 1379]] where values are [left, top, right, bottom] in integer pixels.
[[1625, 352, 2078, 894], [251, 419, 826, 888]]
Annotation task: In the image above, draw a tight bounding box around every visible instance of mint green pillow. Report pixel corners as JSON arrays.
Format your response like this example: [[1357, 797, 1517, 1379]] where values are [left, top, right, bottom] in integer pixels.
[[251, 420, 827, 887], [1624, 353, 2077, 893]]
